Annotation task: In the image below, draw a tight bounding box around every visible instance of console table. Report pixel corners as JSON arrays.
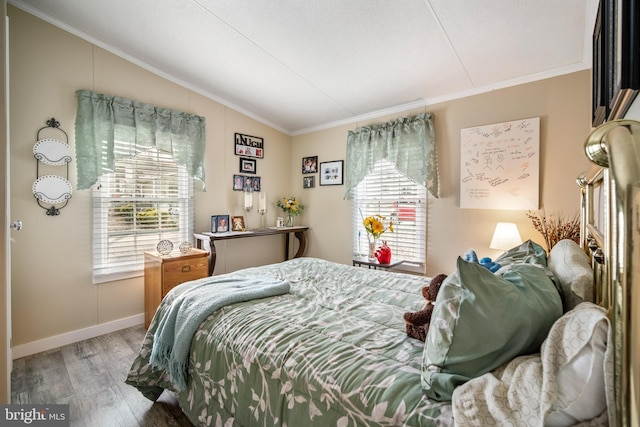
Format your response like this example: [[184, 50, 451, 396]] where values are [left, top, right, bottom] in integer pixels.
[[194, 226, 309, 275]]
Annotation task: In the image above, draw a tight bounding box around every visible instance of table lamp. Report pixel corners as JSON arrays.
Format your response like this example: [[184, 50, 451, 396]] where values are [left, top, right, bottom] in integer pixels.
[[489, 222, 522, 250]]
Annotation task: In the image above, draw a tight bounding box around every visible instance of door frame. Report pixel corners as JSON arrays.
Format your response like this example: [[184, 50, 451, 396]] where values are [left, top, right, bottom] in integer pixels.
[[1, 0, 11, 403]]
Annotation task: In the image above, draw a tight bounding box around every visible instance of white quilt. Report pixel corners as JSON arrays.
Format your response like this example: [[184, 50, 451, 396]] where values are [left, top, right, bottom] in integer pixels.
[[452, 303, 614, 427]]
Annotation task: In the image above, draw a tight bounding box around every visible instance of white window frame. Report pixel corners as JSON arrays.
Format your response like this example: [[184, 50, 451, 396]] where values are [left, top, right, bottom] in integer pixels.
[[92, 147, 194, 284], [352, 159, 427, 274]]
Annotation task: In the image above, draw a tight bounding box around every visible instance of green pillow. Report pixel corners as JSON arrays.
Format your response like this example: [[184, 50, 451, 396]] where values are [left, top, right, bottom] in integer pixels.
[[495, 239, 548, 267], [421, 257, 563, 401]]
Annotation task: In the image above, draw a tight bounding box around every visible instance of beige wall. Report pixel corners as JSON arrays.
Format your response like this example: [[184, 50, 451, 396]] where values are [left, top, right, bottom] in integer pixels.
[[9, 7, 292, 347], [293, 71, 593, 277], [9, 5, 593, 350]]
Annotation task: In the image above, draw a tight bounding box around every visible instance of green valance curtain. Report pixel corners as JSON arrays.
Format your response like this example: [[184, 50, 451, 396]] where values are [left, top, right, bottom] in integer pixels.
[[74, 89, 206, 190], [344, 112, 439, 199]]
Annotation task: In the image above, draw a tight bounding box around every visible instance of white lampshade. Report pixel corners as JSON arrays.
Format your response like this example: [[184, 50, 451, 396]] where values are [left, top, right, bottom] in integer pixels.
[[489, 222, 522, 250]]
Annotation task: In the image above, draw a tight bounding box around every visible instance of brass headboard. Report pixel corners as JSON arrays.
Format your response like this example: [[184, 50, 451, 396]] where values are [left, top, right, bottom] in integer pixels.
[[578, 119, 640, 427]]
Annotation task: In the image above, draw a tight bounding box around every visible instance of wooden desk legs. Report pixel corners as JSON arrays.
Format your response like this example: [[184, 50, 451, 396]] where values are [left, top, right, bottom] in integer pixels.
[[208, 240, 217, 275], [285, 230, 307, 260], [195, 238, 216, 276], [293, 230, 307, 258]]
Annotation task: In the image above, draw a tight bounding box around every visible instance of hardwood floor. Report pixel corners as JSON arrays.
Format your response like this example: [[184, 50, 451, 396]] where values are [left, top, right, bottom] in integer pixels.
[[11, 325, 193, 426]]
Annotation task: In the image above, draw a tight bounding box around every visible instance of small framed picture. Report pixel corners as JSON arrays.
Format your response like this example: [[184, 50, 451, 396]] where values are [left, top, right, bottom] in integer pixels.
[[302, 156, 318, 174], [251, 177, 261, 192], [303, 176, 315, 189], [240, 157, 256, 174], [319, 160, 344, 186], [234, 133, 264, 158], [233, 175, 245, 191], [216, 215, 229, 232], [211, 215, 218, 232], [231, 215, 246, 231]]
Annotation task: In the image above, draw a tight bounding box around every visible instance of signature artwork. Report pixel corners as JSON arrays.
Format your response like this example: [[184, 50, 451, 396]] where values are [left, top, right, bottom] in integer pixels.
[[460, 117, 540, 210]]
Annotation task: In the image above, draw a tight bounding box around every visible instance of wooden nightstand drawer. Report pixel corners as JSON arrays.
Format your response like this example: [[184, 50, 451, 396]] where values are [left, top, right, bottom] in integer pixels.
[[162, 257, 208, 294], [144, 248, 209, 329]]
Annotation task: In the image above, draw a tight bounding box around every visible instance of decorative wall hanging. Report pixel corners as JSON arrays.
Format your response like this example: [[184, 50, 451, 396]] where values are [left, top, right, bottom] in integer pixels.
[[234, 132, 264, 158], [460, 117, 540, 210], [33, 118, 73, 215], [302, 156, 318, 173], [319, 160, 344, 186]]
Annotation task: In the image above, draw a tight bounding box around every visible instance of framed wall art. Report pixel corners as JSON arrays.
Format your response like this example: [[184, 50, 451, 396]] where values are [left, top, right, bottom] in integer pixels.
[[319, 160, 344, 186], [592, 0, 640, 124], [607, 0, 640, 120], [234, 133, 264, 158], [303, 176, 315, 189], [239, 157, 256, 174], [460, 117, 540, 210], [233, 174, 261, 191], [302, 156, 318, 174]]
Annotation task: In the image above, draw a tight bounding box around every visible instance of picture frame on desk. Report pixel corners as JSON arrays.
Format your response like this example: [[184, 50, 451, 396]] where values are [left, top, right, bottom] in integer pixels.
[[213, 215, 229, 232], [231, 215, 246, 231]]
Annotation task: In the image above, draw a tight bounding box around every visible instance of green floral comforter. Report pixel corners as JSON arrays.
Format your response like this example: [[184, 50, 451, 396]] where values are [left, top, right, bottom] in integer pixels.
[[126, 257, 453, 426]]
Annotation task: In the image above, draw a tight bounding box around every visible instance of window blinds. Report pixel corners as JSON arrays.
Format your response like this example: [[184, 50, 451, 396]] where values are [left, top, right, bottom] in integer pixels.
[[352, 159, 426, 268], [92, 146, 194, 283]]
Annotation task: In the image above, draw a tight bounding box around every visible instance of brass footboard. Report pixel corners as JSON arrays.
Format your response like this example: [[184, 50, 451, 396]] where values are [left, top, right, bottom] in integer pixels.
[[579, 119, 640, 427]]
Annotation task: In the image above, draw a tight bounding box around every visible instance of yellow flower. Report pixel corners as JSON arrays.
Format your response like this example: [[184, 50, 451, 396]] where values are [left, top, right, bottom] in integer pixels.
[[277, 196, 305, 216], [362, 214, 393, 239]]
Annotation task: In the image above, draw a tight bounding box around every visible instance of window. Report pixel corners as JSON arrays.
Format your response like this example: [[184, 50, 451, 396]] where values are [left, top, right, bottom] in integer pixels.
[[92, 146, 194, 283], [352, 159, 427, 272]]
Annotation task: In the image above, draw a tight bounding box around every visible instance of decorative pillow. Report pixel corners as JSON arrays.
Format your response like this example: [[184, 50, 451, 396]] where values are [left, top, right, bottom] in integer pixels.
[[495, 239, 548, 268], [547, 239, 594, 312], [542, 302, 611, 426], [421, 257, 563, 401]]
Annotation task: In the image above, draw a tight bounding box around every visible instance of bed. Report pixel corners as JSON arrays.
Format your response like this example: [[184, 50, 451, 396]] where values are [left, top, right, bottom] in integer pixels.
[[126, 119, 640, 426]]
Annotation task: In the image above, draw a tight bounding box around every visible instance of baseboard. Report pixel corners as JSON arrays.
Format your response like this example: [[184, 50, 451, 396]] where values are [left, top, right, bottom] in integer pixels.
[[12, 313, 144, 359]]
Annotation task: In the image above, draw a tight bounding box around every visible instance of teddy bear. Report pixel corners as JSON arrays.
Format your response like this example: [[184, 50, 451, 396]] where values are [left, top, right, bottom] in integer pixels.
[[403, 273, 448, 341]]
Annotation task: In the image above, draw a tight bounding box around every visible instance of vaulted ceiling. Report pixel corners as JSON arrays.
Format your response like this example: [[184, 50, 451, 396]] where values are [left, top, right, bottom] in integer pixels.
[[11, 0, 598, 135]]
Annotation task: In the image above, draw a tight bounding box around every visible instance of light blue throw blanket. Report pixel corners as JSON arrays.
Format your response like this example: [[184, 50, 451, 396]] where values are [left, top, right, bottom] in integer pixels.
[[149, 275, 290, 390]]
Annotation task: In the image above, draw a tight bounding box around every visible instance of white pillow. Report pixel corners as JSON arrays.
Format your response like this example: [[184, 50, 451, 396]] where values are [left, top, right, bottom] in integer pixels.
[[547, 239, 594, 311], [542, 302, 611, 426]]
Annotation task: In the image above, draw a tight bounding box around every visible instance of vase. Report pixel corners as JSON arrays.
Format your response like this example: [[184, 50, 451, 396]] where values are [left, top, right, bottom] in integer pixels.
[[287, 213, 294, 227], [367, 237, 378, 260]]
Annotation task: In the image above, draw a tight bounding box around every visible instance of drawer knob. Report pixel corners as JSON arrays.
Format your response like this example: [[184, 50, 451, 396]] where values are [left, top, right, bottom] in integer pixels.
[[181, 265, 191, 272]]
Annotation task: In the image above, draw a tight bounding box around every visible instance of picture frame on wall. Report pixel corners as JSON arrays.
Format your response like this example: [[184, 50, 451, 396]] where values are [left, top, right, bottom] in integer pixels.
[[592, 0, 610, 126], [302, 156, 318, 174], [592, 0, 640, 124], [234, 133, 264, 158], [251, 177, 261, 192], [233, 175, 245, 191], [607, 0, 640, 120], [319, 160, 344, 186], [303, 176, 315, 189], [239, 157, 256, 174], [233, 174, 261, 192]]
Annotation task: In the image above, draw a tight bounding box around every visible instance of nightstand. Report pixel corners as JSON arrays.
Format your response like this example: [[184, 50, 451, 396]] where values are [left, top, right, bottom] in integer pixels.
[[144, 248, 209, 329], [352, 257, 404, 270]]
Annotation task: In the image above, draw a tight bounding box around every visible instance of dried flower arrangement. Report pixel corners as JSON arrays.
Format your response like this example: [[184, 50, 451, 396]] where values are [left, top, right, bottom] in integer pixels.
[[526, 209, 580, 252]]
